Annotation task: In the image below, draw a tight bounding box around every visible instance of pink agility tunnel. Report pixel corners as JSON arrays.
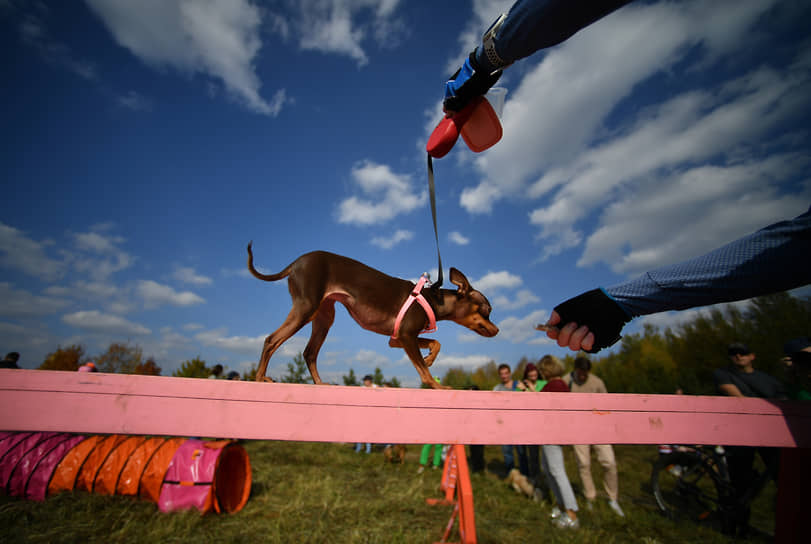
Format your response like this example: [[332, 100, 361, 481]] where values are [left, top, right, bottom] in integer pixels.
[[0, 432, 251, 514], [159, 439, 252, 514]]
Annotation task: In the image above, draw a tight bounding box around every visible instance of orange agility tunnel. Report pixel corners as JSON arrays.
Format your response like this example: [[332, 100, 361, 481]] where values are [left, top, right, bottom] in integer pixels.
[[0, 432, 250, 514]]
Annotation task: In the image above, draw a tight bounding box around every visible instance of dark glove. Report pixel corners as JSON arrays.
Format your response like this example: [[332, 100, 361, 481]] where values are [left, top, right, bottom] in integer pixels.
[[443, 50, 502, 114], [553, 288, 632, 353]]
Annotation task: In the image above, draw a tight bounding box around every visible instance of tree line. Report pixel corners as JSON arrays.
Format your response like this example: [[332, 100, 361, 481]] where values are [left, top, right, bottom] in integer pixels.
[[34, 343, 403, 386]]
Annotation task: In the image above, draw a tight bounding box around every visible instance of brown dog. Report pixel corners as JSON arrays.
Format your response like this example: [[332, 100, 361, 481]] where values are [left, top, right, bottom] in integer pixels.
[[383, 444, 407, 464], [247, 244, 499, 389]]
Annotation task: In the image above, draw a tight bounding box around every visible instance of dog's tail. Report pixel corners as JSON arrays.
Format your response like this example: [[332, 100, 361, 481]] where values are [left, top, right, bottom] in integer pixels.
[[247, 242, 292, 282]]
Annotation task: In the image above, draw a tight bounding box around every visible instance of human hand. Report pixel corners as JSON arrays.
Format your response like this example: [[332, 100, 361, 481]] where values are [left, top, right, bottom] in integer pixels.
[[537, 313, 596, 352], [536, 289, 631, 353], [443, 51, 502, 114]]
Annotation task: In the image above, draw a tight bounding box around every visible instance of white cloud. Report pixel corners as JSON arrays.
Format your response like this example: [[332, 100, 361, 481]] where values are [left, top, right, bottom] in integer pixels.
[[117, 90, 152, 111], [0, 222, 65, 282], [351, 348, 391, 367], [579, 157, 811, 276], [70, 228, 134, 281], [459, 182, 501, 214], [371, 229, 413, 249], [431, 353, 496, 371], [528, 62, 811, 239], [473, 270, 522, 292], [173, 265, 213, 286], [85, 0, 287, 116], [492, 289, 540, 311], [19, 10, 98, 80], [497, 309, 551, 344], [195, 328, 263, 353], [448, 0, 810, 276], [470, 0, 781, 209], [337, 160, 426, 225], [155, 326, 192, 353], [448, 231, 470, 246], [286, 0, 406, 67], [446, 0, 514, 74], [136, 280, 205, 308], [62, 310, 151, 335], [73, 231, 124, 253], [638, 299, 753, 333], [0, 283, 70, 317], [194, 328, 305, 357]]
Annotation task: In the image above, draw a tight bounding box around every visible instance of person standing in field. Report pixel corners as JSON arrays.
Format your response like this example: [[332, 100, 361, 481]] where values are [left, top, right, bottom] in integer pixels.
[[565, 356, 624, 517]]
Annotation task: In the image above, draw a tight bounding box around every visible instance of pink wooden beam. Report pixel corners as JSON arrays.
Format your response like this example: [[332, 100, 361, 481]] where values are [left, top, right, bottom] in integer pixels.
[[1, 369, 809, 447]]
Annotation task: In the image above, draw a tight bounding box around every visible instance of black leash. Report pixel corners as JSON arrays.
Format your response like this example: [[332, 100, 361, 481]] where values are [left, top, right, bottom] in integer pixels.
[[427, 154, 444, 291]]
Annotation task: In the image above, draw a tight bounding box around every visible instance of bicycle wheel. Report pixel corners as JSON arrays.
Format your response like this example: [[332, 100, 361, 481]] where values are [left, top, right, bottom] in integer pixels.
[[651, 452, 725, 522]]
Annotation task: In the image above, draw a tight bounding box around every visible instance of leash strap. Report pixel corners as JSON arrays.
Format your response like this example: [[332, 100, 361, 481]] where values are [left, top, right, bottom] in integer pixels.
[[427, 154, 444, 290]]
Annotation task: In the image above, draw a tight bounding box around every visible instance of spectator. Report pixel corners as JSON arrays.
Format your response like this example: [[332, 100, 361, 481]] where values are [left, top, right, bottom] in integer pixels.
[[783, 337, 811, 400], [77, 361, 97, 373], [466, 385, 486, 474], [521, 362, 545, 490], [522, 362, 546, 392], [565, 356, 624, 517], [227, 371, 241, 380], [492, 363, 529, 477], [714, 342, 786, 538], [418, 444, 443, 474], [538, 354, 579, 529], [1, 352, 20, 369], [208, 364, 224, 379], [355, 375, 377, 454]]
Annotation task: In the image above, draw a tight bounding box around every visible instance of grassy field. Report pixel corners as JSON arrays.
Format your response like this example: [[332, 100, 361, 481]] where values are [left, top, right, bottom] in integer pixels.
[[0, 440, 776, 543]]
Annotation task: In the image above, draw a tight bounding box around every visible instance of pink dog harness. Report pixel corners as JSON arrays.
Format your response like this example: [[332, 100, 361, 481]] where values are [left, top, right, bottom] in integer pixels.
[[391, 274, 437, 339]]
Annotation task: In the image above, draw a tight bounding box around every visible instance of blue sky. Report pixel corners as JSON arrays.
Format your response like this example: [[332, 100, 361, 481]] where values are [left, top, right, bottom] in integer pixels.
[[1, 0, 809, 384]]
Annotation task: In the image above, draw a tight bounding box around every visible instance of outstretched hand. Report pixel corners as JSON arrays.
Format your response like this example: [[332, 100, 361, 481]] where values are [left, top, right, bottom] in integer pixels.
[[536, 313, 596, 352], [536, 288, 631, 353]]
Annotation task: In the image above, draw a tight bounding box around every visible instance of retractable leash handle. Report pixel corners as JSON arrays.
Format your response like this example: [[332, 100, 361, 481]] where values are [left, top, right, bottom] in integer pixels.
[[426, 94, 504, 159]]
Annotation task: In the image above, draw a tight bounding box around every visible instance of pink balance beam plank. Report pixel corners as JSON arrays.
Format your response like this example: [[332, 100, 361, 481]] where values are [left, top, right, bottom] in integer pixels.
[[1, 369, 809, 447]]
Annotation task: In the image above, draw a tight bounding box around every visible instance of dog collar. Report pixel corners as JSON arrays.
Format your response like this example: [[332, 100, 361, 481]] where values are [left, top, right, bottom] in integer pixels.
[[391, 274, 437, 339]]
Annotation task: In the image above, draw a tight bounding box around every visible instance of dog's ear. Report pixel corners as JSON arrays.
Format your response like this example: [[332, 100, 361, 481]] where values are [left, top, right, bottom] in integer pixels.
[[450, 268, 470, 295]]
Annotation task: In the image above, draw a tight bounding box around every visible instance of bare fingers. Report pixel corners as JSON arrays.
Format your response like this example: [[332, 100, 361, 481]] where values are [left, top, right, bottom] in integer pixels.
[[537, 311, 595, 352]]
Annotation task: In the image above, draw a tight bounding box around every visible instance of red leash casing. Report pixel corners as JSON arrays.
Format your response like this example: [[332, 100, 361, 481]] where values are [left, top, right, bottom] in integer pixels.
[[426, 96, 502, 158]]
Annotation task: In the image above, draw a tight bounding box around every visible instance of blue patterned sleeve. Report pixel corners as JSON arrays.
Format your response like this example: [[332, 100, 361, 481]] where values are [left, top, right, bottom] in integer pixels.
[[474, 0, 633, 73], [605, 206, 811, 317]]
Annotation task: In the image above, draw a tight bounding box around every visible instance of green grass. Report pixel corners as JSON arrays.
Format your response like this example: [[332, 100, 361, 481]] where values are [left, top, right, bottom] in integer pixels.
[[0, 442, 776, 543]]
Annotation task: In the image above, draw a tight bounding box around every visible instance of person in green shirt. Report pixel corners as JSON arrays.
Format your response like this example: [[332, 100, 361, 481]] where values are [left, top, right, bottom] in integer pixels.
[[519, 362, 546, 492]]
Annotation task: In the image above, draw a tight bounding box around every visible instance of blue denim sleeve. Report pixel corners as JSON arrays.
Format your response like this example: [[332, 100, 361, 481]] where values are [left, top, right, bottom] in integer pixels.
[[605, 206, 811, 317], [474, 0, 633, 73]]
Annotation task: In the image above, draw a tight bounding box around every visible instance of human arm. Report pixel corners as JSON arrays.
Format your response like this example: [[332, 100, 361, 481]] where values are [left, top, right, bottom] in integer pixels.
[[444, 0, 633, 112], [713, 368, 745, 398], [542, 206, 811, 352], [718, 383, 746, 398]]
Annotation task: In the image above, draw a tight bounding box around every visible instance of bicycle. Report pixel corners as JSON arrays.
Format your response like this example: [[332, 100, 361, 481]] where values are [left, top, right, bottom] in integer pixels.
[[651, 445, 730, 523], [650, 445, 773, 531]]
